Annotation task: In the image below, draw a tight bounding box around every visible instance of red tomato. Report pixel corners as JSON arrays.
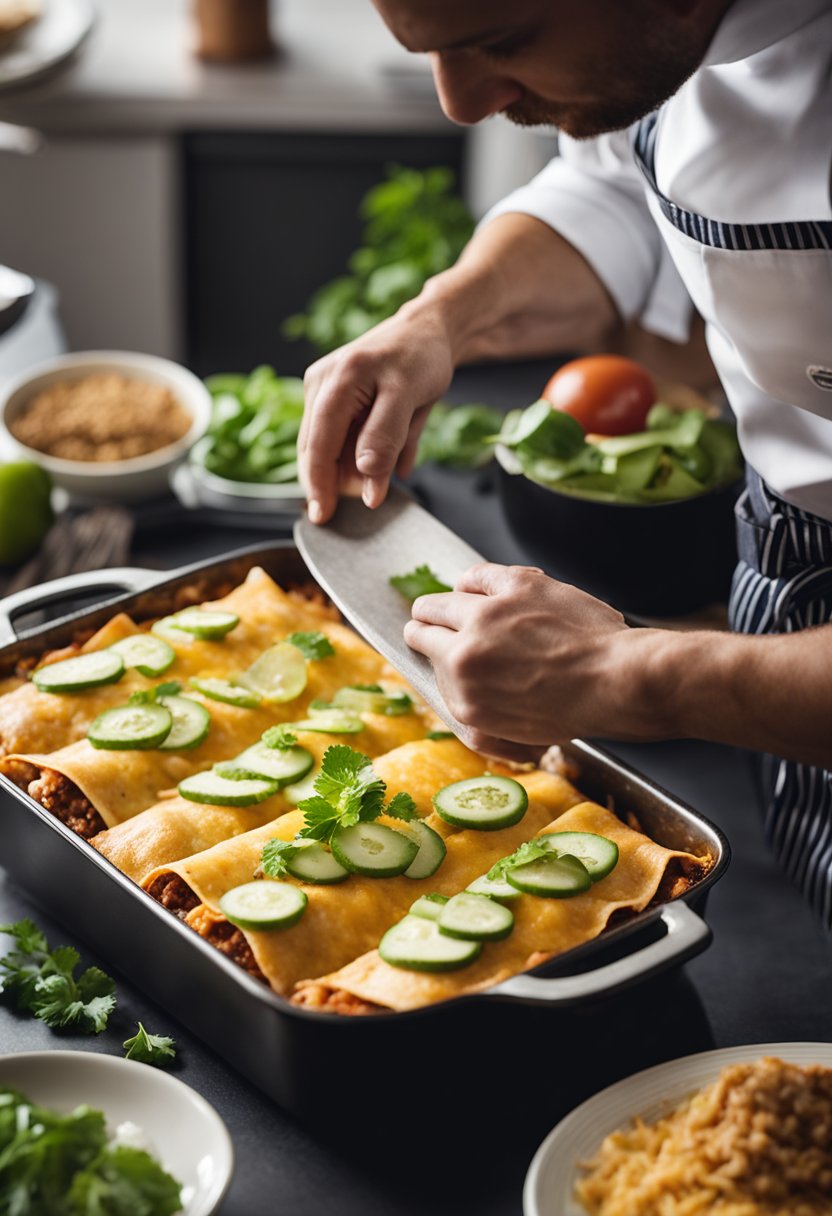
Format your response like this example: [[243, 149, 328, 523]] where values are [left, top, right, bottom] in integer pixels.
[[541, 356, 656, 435]]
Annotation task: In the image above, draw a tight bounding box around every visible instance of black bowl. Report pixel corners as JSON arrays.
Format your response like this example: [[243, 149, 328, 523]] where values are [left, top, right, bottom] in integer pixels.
[[496, 450, 742, 617]]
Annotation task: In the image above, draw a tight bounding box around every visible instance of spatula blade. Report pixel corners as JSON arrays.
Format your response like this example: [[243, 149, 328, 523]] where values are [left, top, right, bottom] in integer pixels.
[[294, 487, 484, 739]]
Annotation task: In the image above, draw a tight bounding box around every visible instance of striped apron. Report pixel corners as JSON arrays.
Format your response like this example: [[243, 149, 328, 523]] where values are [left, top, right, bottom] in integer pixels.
[[633, 112, 832, 929]]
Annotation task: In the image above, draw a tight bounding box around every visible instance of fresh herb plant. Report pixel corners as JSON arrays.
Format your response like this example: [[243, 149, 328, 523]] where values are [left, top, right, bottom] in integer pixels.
[[284, 165, 474, 355]]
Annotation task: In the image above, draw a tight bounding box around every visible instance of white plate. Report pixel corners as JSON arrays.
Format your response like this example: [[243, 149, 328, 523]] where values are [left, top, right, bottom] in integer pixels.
[[0, 1050, 234, 1215], [0, 0, 95, 89], [524, 1041, 832, 1216]]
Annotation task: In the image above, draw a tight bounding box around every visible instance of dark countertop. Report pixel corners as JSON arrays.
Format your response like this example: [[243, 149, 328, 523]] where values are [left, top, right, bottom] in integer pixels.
[[1, 359, 830, 1215]]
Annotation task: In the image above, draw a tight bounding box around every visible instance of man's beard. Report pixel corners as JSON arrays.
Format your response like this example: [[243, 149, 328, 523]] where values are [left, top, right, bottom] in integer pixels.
[[502, 30, 707, 138]]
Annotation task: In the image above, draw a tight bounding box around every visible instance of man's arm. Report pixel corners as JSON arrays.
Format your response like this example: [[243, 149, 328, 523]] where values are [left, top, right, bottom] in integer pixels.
[[298, 213, 618, 524], [404, 564, 832, 769]]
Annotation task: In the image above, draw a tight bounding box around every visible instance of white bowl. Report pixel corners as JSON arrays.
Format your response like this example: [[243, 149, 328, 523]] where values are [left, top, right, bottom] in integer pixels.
[[0, 1049, 234, 1216], [0, 350, 212, 503], [523, 1041, 832, 1216], [178, 455, 305, 515]]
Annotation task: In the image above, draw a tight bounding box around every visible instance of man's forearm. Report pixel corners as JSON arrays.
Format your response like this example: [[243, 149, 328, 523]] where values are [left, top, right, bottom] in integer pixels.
[[624, 623, 832, 769], [405, 212, 619, 366]]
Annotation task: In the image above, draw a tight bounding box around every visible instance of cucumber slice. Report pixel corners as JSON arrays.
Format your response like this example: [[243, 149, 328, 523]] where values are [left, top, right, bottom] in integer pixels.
[[283, 769, 318, 806], [333, 685, 413, 717], [466, 873, 522, 902], [157, 695, 211, 751], [189, 676, 262, 708], [396, 820, 447, 879], [506, 853, 592, 898], [330, 823, 419, 878], [409, 894, 449, 922], [220, 880, 307, 930], [285, 841, 349, 885], [291, 708, 363, 734], [32, 651, 125, 694], [216, 742, 313, 786], [433, 775, 528, 831], [109, 635, 176, 678], [238, 642, 307, 704], [438, 892, 514, 942], [178, 770, 278, 806], [538, 831, 619, 882], [87, 703, 172, 750], [379, 915, 482, 972], [166, 608, 240, 639]]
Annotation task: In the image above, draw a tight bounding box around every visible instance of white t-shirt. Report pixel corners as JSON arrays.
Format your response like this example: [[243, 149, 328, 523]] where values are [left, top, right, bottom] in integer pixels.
[[483, 0, 832, 520]]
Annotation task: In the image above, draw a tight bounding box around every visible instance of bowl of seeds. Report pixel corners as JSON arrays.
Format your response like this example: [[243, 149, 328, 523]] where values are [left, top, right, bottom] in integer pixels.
[[0, 350, 212, 502]]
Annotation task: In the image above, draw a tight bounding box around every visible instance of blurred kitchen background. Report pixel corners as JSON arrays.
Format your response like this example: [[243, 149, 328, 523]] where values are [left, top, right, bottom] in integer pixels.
[[0, 0, 556, 379]]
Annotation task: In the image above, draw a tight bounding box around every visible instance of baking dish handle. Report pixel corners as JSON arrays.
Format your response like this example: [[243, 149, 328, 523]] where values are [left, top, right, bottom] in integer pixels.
[[486, 901, 710, 1008], [0, 567, 163, 646]]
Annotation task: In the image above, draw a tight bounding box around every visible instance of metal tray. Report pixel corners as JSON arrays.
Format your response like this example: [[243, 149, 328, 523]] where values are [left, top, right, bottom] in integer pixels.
[[0, 543, 730, 1118]]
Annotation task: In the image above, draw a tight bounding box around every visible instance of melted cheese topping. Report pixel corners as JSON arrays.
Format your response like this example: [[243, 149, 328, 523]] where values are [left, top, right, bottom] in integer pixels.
[[295, 803, 707, 1011]]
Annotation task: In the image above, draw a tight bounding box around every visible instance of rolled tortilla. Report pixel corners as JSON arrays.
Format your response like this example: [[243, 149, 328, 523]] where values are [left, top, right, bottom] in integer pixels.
[[154, 739, 584, 996], [92, 718, 430, 882], [3, 564, 433, 828], [292, 803, 711, 1014], [0, 614, 148, 757]]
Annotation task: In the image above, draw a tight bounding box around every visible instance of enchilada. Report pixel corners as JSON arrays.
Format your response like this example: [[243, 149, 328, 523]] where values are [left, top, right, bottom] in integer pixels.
[[292, 802, 709, 1014]]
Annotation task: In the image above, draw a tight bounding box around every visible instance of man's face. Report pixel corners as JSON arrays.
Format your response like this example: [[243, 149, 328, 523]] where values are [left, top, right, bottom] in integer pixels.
[[373, 0, 725, 138]]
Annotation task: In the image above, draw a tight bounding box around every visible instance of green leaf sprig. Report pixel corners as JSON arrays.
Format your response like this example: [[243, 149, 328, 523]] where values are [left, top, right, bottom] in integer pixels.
[[123, 1022, 177, 1068], [487, 839, 552, 883], [0, 920, 116, 1034], [260, 745, 418, 873], [128, 681, 182, 707], [285, 631, 336, 661], [389, 566, 451, 603]]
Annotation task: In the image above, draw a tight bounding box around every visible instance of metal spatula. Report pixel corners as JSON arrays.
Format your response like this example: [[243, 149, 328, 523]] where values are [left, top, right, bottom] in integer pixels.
[[294, 486, 484, 739]]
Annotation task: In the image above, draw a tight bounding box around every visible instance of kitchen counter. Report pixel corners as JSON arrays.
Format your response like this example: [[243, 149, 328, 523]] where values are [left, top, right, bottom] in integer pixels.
[[1, 359, 830, 1215], [0, 0, 446, 134]]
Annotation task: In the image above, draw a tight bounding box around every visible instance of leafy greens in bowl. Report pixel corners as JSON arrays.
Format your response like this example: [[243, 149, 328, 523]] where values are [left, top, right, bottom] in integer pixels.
[[497, 398, 743, 504]]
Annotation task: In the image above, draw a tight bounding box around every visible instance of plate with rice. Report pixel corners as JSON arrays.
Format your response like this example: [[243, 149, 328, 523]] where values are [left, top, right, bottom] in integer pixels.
[[524, 1042, 832, 1216]]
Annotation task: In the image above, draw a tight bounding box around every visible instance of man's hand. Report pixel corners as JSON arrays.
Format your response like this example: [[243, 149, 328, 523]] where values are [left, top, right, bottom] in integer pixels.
[[298, 302, 455, 525], [404, 563, 646, 759]]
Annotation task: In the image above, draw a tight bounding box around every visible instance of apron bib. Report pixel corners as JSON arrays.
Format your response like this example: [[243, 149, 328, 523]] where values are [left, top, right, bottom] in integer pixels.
[[634, 112, 832, 928]]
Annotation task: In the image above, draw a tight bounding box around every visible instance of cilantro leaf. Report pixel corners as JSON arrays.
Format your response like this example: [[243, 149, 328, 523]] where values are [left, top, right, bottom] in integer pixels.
[[31, 966, 116, 1033], [297, 795, 342, 842], [68, 1144, 182, 1216], [285, 631, 336, 661], [261, 725, 298, 751], [123, 1022, 177, 1067], [487, 839, 550, 882], [389, 566, 451, 602], [0, 1093, 108, 1210], [426, 730, 453, 741], [0, 919, 50, 1008], [349, 683, 383, 693], [385, 792, 417, 821], [261, 836, 303, 877], [0, 920, 116, 1033]]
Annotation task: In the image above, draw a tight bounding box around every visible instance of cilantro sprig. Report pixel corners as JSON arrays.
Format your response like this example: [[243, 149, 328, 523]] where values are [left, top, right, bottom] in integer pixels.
[[487, 839, 551, 883], [260, 746, 418, 869], [0, 1086, 182, 1215], [285, 631, 336, 661], [389, 566, 451, 603], [123, 1022, 177, 1068], [0, 920, 116, 1034]]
